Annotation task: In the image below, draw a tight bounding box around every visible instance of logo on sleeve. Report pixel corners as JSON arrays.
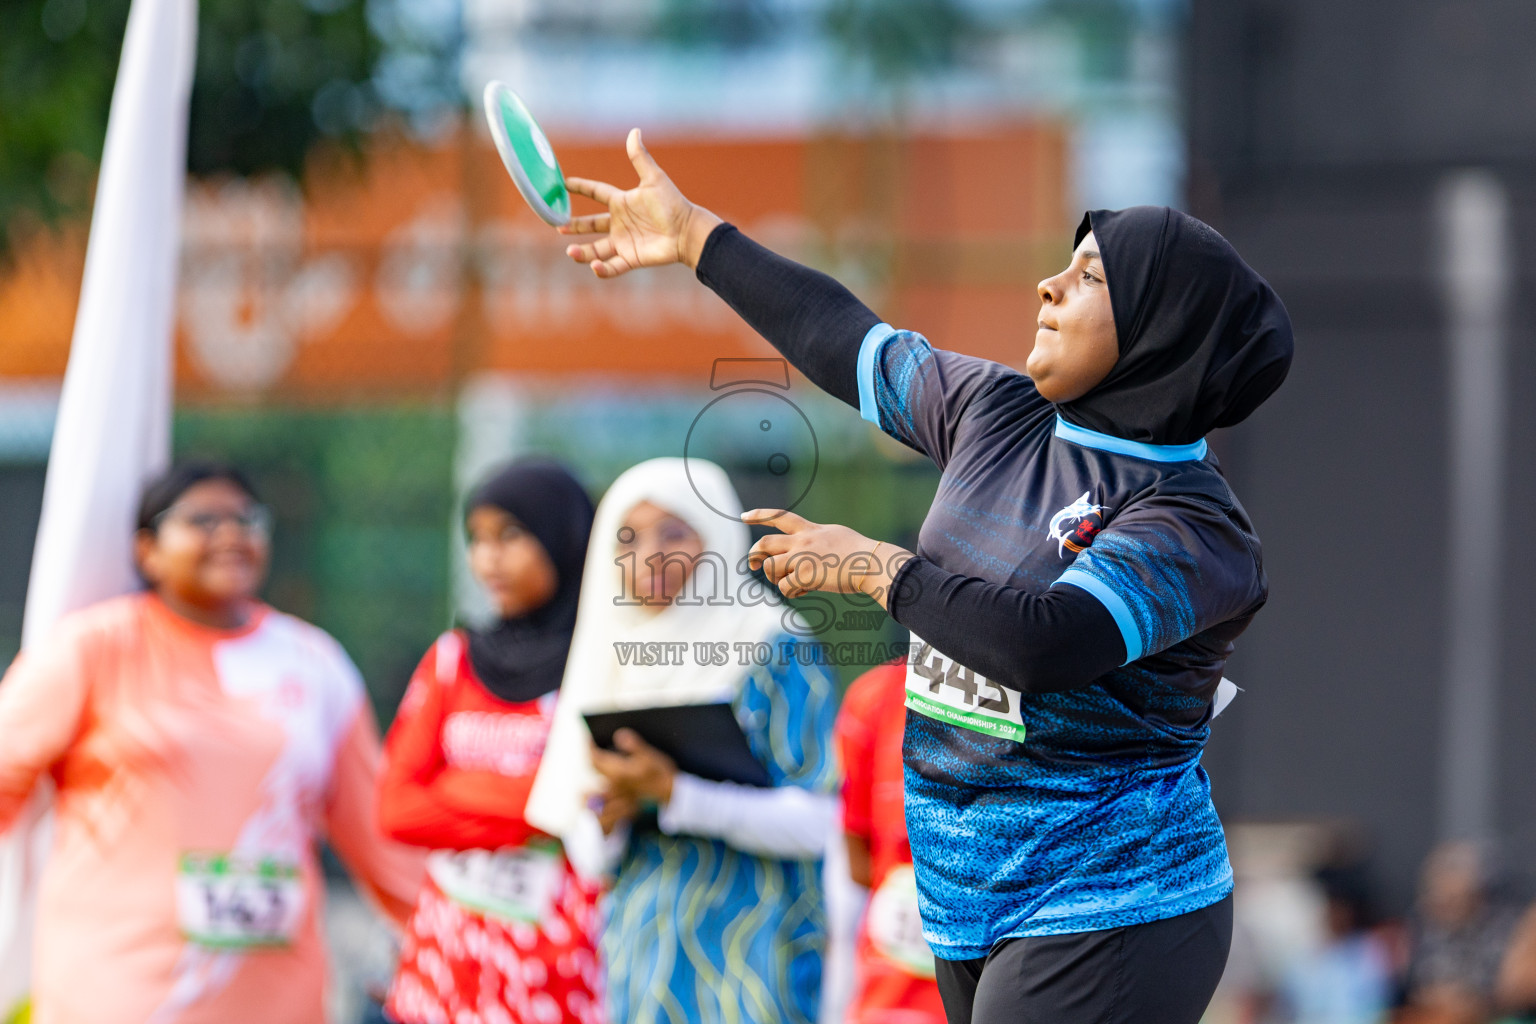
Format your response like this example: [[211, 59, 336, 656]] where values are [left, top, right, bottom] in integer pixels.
[[1048, 491, 1105, 557]]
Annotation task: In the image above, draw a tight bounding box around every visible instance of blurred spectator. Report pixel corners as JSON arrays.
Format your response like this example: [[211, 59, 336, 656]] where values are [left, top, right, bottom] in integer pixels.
[[1495, 904, 1536, 1019], [526, 459, 837, 1024], [0, 461, 423, 1023], [1276, 865, 1393, 1024], [1398, 842, 1523, 1024], [377, 460, 603, 1024], [835, 660, 946, 1024], [1207, 824, 1407, 1024], [1203, 911, 1270, 1024]]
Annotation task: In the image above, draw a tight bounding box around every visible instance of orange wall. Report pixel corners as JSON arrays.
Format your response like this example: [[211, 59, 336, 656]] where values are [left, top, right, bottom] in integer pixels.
[[0, 123, 1069, 399]]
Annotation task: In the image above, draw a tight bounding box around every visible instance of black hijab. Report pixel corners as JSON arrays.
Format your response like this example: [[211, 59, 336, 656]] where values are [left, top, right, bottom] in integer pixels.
[[1056, 207, 1294, 446], [463, 459, 594, 704]]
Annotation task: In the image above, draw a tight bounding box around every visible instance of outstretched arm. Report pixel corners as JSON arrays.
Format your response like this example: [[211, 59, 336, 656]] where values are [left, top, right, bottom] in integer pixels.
[[743, 509, 1125, 693], [377, 649, 546, 851], [559, 129, 880, 407], [695, 227, 879, 407], [326, 709, 425, 928]]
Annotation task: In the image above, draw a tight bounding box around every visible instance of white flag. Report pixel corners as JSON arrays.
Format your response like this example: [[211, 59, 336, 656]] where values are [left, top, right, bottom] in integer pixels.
[[0, 0, 195, 1014]]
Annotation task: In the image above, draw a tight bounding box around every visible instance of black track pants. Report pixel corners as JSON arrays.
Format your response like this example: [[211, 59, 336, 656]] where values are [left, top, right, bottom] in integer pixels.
[[933, 895, 1233, 1024]]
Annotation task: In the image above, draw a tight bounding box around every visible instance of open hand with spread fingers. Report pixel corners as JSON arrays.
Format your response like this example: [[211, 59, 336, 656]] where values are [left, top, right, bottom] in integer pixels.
[[557, 128, 724, 277], [743, 509, 913, 609]]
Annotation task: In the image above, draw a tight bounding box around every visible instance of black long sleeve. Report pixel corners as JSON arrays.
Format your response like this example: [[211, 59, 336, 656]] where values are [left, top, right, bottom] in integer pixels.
[[695, 223, 881, 408], [697, 224, 1123, 691], [888, 557, 1128, 693]]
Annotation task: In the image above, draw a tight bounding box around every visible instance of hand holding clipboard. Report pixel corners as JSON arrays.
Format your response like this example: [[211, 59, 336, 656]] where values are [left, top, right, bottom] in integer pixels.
[[584, 703, 771, 788]]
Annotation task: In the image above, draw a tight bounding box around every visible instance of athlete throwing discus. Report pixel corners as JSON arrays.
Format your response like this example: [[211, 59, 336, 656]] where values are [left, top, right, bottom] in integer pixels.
[[559, 130, 1293, 1024]]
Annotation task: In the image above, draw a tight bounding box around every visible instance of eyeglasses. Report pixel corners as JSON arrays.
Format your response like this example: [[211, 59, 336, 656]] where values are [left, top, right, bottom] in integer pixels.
[[153, 504, 273, 539]]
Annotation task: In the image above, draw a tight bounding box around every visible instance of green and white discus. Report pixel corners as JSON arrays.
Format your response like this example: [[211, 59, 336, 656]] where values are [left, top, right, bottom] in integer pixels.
[[483, 81, 571, 227]]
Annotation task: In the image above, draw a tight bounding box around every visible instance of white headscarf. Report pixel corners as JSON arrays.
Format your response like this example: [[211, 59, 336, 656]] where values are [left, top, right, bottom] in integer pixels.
[[525, 458, 787, 842]]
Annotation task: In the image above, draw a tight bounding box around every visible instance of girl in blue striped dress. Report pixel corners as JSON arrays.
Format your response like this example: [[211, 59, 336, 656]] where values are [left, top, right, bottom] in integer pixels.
[[528, 458, 839, 1024]]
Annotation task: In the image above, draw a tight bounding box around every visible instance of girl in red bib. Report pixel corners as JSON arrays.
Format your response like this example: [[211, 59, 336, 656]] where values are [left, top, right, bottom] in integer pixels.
[[378, 460, 604, 1024], [837, 661, 947, 1024]]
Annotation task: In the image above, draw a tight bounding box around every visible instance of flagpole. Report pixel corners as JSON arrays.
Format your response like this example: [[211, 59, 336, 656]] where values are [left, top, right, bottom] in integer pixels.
[[0, 0, 196, 1014]]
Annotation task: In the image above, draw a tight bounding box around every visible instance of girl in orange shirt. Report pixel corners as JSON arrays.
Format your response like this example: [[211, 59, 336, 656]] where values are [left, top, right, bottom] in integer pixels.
[[0, 461, 424, 1024], [378, 459, 603, 1024]]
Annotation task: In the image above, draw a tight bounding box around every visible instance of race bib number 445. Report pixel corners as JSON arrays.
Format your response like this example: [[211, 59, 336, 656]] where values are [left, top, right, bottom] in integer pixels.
[[905, 635, 1027, 743]]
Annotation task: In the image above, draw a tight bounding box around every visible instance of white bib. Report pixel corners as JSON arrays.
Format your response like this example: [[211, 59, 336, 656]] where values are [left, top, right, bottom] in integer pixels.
[[867, 865, 934, 978], [427, 843, 563, 924], [176, 852, 305, 949], [905, 634, 1027, 743]]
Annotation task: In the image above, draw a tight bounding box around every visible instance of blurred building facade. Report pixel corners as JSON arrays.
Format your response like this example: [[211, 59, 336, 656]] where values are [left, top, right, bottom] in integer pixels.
[[462, 0, 1187, 209], [1189, 0, 1536, 911]]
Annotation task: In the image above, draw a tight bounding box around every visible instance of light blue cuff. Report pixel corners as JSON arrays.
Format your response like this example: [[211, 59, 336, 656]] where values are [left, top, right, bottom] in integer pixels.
[[1054, 567, 1143, 664], [857, 323, 896, 426]]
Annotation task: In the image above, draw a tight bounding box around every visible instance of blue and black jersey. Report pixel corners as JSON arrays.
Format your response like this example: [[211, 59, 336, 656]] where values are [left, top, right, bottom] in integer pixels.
[[696, 220, 1277, 961], [863, 326, 1264, 957]]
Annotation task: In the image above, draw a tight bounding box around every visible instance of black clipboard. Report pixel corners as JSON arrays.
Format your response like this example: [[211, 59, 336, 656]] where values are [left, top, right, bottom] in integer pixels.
[[583, 702, 773, 788]]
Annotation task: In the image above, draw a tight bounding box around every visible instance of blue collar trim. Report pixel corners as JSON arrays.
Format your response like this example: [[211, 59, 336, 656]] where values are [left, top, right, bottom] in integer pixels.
[[1053, 415, 1208, 462]]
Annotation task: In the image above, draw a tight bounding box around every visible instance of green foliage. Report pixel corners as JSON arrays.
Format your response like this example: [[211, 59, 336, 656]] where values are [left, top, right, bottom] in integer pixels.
[[187, 0, 381, 176], [1039, 0, 1137, 81], [0, 0, 383, 248], [824, 0, 976, 81], [656, 0, 774, 48], [0, 0, 131, 228]]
